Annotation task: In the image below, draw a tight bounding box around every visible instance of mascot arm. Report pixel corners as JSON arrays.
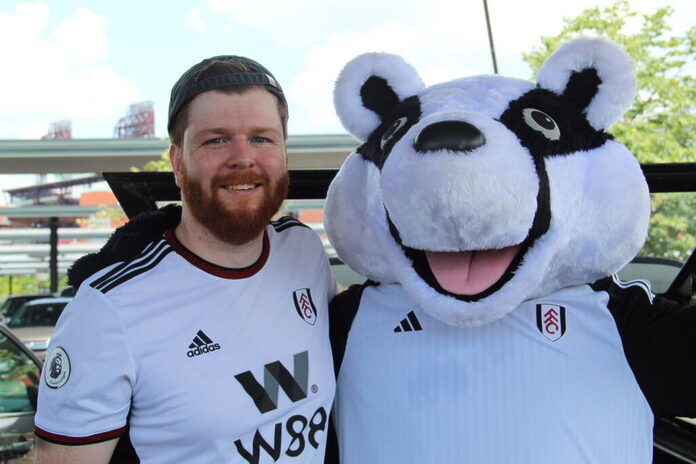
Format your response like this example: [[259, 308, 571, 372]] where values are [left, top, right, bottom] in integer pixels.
[[593, 277, 696, 418], [329, 282, 376, 376]]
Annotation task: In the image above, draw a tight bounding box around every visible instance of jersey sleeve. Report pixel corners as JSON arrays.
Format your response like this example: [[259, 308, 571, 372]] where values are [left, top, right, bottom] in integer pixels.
[[35, 284, 136, 445], [592, 275, 696, 418]]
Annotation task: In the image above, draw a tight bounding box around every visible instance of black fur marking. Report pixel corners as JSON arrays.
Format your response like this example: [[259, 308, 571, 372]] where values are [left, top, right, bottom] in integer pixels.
[[357, 96, 421, 169], [563, 68, 601, 112], [67, 204, 182, 288], [360, 76, 400, 121], [499, 88, 611, 158]]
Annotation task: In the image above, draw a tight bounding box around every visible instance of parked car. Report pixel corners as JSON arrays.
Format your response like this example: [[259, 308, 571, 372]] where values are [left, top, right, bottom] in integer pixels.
[[0, 294, 50, 324], [0, 324, 42, 463], [6, 297, 72, 361]]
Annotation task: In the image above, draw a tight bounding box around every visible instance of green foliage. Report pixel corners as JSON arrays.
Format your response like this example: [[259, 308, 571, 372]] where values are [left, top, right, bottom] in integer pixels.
[[134, 147, 172, 172], [523, 0, 695, 261], [0, 274, 68, 300]]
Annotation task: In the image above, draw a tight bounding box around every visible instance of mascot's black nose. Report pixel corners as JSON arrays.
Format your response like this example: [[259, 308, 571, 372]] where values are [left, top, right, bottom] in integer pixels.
[[414, 120, 486, 153]]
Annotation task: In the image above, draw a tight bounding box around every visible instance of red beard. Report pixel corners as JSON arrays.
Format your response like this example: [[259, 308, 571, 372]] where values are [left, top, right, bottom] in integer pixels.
[[180, 166, 289, 246]]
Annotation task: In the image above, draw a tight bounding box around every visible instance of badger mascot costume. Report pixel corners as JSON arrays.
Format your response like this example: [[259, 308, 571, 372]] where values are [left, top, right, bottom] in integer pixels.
[[325, 37, 696, 463]]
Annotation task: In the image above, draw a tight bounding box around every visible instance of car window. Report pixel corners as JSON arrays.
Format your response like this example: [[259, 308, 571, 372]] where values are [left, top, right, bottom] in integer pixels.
[[7, 303, 68, 328], [0, 332, 40, 414], [618, 191, 695, 302]]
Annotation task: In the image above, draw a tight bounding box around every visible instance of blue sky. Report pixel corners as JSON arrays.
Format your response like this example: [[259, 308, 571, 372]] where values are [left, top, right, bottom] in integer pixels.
[[0, 0, 693, 192]]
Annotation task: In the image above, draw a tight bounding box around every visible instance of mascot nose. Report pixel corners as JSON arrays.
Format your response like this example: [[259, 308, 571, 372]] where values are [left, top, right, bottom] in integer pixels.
[[414, 121, 486, 153]]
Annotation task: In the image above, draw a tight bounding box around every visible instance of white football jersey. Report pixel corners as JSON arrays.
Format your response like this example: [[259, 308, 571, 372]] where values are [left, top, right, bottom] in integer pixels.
[[36, 218, 337, 464], [331, 278, 673, 464]]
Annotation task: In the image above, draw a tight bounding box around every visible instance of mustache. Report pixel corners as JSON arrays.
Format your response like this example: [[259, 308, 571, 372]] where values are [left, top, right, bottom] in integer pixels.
[[211, 171, 267, 187]]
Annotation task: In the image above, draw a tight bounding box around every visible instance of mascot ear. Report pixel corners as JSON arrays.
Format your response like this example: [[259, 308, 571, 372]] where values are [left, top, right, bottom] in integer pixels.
[[334, 52, 424, 141], [537, 37, 636, 130]]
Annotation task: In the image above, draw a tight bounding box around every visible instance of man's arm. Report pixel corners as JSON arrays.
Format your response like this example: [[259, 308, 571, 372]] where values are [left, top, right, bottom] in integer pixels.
[[36, 437, 119, 464]]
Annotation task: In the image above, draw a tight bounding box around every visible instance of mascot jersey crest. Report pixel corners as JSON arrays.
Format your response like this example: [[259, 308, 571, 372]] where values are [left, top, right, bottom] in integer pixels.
[[325, 38, 696, 463]]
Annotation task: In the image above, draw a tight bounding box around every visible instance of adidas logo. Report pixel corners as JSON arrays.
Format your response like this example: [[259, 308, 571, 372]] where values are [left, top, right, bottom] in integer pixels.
[[186, 330, 221, 358], [393, 311, 423, 333]]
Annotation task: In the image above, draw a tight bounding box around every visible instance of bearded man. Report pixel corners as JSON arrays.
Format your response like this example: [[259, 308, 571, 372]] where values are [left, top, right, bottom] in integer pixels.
[[34, 56, 337, 464]]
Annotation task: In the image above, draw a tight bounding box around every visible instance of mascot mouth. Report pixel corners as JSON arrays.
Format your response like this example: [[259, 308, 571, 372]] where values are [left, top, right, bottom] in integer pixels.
[[387, 217, 529, 301], [424, 247, 521, 295]]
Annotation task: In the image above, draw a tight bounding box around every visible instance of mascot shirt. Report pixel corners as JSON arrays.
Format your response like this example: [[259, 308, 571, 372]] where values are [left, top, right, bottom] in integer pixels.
[[332, 281, 654, 464]]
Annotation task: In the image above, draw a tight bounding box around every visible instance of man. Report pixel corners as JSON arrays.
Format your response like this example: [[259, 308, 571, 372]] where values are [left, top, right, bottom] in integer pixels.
[[34, 56, 337, 463]]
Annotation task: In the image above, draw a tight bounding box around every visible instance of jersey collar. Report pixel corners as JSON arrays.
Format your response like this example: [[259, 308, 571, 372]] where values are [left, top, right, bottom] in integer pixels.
[[164, 229, 270, 279]]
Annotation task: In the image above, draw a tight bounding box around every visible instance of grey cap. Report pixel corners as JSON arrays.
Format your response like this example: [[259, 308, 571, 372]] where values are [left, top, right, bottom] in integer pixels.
[[167, 55, 285, 132]]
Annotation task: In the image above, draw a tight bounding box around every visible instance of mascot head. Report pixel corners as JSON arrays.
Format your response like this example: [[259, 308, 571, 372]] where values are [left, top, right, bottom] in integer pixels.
[[326, 38, 650, 327]]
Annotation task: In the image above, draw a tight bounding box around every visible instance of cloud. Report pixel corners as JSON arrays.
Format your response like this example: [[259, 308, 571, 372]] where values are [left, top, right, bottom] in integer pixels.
[[186, 7, 204, 31], [285, 1, 494, 134], [0, 3, 138, 138]]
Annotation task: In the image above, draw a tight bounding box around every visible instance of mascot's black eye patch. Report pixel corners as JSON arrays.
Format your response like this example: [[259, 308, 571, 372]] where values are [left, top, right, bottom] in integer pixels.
[[499, 88, 611, 158], [358, 96, 422, 169]]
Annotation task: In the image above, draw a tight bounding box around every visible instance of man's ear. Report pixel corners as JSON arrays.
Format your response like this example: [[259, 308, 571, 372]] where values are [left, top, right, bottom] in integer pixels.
[[169, 144, 183, 188]]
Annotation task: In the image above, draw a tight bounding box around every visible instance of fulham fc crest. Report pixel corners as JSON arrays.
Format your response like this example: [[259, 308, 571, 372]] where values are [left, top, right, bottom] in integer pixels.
[[293, 288, 317, 326], [536, 304, 566, 342]]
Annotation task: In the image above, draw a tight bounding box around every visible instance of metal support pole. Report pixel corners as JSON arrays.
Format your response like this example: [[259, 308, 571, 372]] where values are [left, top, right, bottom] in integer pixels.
[[50, 217, 58, 293], [483, 0, 499, 74]]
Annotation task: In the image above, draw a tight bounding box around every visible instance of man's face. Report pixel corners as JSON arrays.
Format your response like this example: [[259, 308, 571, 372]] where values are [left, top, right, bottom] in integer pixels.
[[170, 88, 289, 245]]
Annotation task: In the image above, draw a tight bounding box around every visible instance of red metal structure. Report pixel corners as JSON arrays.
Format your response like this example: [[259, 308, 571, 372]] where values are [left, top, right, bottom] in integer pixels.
[[114, 101, 155, 138], [41, 120, 72, 139]]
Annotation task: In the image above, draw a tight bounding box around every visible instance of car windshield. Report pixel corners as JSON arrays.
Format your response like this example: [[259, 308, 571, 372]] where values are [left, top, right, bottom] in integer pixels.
[[7, 302, 68, 328]]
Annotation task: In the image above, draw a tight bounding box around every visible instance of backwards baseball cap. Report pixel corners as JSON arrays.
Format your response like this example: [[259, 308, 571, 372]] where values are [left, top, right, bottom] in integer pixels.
[[167, 55, 286, 132]]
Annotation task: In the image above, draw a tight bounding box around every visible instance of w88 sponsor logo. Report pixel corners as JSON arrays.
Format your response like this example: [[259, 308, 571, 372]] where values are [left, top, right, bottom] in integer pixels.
[[234, 406, 327, 463]]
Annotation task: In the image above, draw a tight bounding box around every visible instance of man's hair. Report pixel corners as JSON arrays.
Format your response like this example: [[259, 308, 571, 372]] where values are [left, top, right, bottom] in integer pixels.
[[168, 59, 289, 146]]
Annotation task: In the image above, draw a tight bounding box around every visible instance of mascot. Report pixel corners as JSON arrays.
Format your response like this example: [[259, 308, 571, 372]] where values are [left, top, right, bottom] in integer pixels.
[[325, 37, 696, 463]]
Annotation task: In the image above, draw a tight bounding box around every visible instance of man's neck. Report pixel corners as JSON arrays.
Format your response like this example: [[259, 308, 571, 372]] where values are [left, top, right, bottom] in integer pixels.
[[174, 212, 265, 269]]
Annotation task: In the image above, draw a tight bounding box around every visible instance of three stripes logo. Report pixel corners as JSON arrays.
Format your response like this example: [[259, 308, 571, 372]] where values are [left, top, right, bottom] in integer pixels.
[[536, 304, 567, 342], [292, 288, 317, 326], [394, 311, 423, 333], [186, 330, 221, 357], [235, 351, 309, 414]]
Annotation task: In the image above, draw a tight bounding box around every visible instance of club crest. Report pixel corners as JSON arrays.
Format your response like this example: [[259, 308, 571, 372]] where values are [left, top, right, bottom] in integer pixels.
[[293, 288, 317, 326], [536, 304, 566, 342], [44, 346, 71, 389]]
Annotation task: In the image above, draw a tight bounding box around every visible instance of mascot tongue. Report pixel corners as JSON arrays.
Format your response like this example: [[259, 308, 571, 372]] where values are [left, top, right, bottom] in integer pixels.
[[425, 245, 520, 295]]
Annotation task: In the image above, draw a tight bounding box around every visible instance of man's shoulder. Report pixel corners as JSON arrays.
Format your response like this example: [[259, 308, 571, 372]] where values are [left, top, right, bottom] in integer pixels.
[[80, 238, 175, 296]]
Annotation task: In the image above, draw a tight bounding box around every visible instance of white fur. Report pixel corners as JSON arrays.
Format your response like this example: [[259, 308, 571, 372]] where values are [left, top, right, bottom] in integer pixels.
[[537, 37, 636, 130], [327, 39, 649, 327], [333, 53, 425, 141]]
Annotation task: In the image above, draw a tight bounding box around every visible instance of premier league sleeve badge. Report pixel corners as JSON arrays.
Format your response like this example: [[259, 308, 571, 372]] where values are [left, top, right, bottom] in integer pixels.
[[44, 346, 71, 389]]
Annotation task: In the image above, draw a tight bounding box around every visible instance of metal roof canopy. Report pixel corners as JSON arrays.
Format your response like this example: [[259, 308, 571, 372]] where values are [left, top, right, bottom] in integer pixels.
[[0, 134, 359, 174], [105, 163, 696, 219]]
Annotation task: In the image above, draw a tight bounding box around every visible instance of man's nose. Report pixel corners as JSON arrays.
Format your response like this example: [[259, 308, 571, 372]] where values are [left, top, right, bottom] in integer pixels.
[[225, 138, 255, 169]]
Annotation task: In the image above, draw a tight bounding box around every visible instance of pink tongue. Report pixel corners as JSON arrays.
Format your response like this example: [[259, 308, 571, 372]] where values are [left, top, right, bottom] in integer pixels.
[[425, 245, 520, 295]]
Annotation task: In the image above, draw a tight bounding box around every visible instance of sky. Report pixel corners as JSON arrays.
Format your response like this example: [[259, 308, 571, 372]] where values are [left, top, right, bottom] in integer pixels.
[[0, 0, 693, 191]]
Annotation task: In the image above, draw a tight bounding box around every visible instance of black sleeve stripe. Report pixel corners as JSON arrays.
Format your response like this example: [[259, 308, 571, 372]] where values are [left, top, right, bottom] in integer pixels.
[[91, 240, 168, 291], [100, 248, 174, 294], [593, 275, 696, 418], [330, 281, 377, 377], [89, 239, 162, 289], [272, 216, 311, 232], [92, 241, 170, 293]]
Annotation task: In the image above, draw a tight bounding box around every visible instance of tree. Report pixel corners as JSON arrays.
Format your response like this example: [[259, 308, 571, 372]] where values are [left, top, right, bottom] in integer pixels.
[[523, 0, 695, 261]]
